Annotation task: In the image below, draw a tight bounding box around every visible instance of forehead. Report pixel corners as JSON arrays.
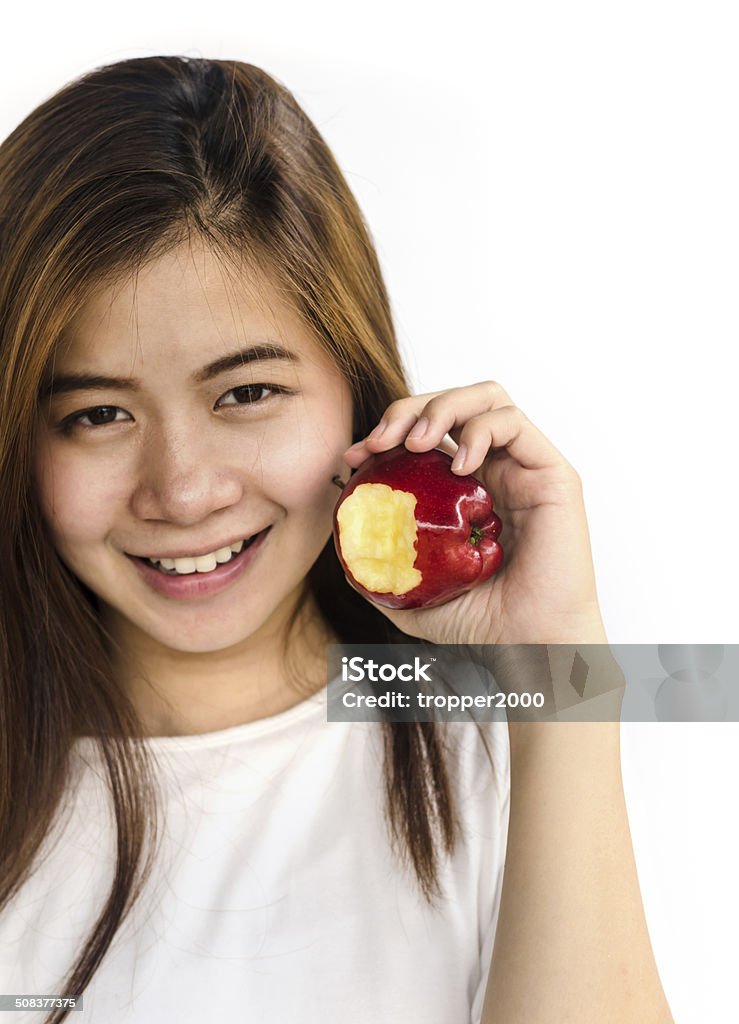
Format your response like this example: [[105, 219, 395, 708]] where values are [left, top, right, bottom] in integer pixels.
[[56, 240, 329, 372]]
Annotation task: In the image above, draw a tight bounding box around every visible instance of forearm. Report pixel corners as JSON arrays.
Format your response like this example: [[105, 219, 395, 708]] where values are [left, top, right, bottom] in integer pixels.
[[481, 719, 674, 1023]]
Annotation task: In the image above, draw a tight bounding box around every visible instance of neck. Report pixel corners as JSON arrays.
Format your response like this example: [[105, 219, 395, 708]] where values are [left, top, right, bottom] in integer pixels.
[[104, 590, 336, 738]]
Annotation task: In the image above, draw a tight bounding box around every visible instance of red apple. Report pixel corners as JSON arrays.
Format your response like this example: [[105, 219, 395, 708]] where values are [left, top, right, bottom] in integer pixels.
[[333, 445, 504, 609]]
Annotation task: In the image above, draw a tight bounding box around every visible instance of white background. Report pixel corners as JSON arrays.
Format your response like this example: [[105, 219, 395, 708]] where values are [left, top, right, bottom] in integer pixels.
[[3, 2, 737, 1020]]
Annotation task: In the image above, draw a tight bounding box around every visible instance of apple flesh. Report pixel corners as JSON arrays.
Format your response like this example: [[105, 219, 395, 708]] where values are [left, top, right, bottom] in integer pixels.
[[333, 445, 504, 609]]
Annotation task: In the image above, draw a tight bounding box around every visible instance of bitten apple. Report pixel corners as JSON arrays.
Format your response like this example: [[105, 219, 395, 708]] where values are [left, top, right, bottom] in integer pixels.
[[333, 445, 504, 609]]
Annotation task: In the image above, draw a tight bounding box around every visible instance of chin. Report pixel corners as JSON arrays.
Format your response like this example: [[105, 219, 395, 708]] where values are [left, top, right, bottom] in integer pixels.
[[98, 600, 268, 656]]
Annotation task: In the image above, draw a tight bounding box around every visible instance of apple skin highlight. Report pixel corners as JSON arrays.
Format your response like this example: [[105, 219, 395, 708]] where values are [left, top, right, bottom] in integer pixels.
[[333, 445, 504, 610]]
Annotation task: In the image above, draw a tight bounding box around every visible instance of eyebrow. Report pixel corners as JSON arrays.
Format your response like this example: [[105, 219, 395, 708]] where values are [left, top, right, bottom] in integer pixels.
[[38, 342, 300, 400]]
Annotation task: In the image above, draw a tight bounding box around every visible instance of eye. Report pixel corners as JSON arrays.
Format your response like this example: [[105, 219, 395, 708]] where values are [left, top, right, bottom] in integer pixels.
[[59, 406, 130, 432], [216, 383, 290, 408], [57, 384, 292, 434]]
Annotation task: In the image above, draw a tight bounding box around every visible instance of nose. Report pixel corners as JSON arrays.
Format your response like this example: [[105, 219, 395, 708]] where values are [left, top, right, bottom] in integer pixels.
[[129, 424, 245, 525]]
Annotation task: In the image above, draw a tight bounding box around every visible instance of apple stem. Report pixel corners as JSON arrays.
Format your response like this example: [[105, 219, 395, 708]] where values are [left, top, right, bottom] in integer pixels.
[[332, 475, 347, 490]]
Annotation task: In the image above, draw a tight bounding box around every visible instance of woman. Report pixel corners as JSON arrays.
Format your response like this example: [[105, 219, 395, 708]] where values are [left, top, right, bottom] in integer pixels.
[[0, 56, 673, 1022]]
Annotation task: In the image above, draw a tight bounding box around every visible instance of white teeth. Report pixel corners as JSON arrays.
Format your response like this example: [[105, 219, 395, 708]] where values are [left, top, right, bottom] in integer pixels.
[[172, 557, 197, 574], [146, 536, 251, 575], [194, 554, 218, 573]]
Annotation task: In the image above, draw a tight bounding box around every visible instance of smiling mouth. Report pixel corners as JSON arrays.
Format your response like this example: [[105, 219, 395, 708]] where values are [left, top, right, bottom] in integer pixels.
[[129, 532, 263, 576]]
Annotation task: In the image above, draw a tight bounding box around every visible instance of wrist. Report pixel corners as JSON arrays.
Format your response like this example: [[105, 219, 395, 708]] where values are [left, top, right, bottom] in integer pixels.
[[536, 606, 605, 647], [492, 641, 626, 733], [528, 611, 609, 646]]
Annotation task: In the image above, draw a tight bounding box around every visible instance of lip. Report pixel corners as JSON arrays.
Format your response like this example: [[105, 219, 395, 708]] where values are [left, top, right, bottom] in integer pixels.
[[126, 527, 271, 601]]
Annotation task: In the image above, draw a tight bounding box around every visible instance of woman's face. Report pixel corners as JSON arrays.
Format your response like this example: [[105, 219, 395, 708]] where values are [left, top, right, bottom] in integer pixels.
[[33, 241, 354, 656]]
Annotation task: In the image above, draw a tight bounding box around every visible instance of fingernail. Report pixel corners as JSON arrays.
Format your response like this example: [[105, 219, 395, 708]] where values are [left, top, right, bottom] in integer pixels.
[[451, 444, 467, 471], [367, 421, 387, 440], [407, 416, 429, 439]]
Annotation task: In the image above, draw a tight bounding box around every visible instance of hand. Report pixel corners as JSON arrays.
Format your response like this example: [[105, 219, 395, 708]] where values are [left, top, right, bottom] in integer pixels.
[[342, 380, 608, 647]]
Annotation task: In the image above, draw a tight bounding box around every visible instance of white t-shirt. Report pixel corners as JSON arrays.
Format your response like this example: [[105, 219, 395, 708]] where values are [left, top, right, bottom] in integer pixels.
[[0, 686, 510, 1024]]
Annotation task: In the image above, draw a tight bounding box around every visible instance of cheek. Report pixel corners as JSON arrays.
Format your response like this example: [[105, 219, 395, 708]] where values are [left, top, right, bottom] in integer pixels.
[[252, 400, 351, 520], [33, 442, 119, 549]]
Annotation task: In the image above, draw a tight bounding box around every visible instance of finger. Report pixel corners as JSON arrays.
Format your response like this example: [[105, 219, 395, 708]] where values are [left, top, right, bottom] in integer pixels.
[[344, 381, 515, 465], [389, 381, 517, 454], [343, 431, 458, 467], [342, 389, 447, 466], [433, 406, 571, 473]]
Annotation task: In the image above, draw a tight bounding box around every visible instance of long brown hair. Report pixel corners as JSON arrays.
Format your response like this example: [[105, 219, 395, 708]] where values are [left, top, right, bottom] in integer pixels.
[[0, 57, 484, 1022]]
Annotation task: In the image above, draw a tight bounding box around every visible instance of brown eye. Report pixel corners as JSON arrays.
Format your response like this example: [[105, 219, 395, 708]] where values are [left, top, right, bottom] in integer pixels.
[[85, 407, 121, 425], [61, 406, 129, 432], [217, 384, 291, 407]]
